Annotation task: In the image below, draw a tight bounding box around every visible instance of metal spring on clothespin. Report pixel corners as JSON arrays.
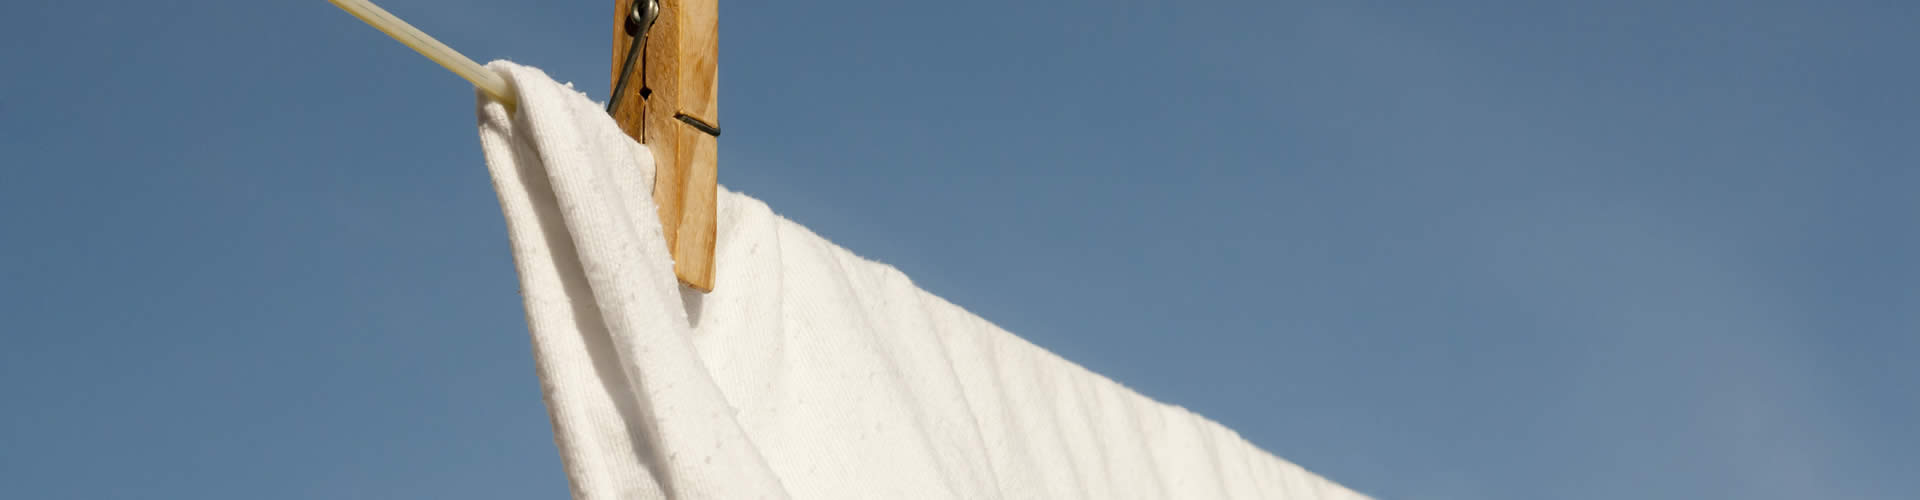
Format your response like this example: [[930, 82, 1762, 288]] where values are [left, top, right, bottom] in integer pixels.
[[606, 0, 660, 117]]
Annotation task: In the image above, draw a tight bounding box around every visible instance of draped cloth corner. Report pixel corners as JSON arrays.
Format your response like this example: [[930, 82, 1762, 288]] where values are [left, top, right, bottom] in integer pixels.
[[476, 60, 1369, 500]]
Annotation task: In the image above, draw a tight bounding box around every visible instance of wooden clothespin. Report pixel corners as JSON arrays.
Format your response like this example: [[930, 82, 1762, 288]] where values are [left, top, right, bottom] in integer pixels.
[[608, 0, 720, 291]]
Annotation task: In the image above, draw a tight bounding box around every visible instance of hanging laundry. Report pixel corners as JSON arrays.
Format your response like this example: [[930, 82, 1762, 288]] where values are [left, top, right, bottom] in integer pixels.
[[476, 61, 1368, 500]]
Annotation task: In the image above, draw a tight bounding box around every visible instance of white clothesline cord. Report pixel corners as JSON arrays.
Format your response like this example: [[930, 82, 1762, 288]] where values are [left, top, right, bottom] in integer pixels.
[[327, 0, 516, 110]]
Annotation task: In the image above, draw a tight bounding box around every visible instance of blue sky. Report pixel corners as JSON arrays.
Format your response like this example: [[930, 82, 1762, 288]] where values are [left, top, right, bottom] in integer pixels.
[[3, 1, 1915, 498]]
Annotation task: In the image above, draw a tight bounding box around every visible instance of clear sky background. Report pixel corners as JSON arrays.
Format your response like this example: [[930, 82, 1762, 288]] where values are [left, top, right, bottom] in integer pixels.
[[3, 1, 1915, 498]]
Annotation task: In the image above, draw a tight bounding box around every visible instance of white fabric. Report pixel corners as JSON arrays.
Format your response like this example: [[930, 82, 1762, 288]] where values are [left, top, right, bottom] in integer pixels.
[[476, 61, 1368, 500]]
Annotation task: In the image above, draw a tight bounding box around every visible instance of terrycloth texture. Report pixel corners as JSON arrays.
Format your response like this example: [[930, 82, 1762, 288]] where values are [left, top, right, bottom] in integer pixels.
[[476, 61, 1368, 500]]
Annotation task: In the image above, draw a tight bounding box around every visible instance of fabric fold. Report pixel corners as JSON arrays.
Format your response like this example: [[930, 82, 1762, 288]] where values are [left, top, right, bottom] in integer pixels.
[[476, 60, 1368, 500]]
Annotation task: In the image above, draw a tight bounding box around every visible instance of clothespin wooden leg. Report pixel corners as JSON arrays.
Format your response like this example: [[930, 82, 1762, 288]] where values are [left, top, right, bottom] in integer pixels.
[[610, 0, 720, 291]]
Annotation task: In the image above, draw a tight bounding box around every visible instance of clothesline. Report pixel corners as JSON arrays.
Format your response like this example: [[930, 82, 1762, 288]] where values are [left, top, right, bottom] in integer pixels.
[[327, 0, 514, 109]]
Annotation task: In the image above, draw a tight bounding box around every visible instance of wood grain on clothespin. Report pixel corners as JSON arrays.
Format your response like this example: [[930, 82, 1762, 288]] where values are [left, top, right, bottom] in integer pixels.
[[610, 0, 719, 291]]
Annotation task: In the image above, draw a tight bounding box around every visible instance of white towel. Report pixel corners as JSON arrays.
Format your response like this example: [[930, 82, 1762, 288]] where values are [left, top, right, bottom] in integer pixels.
[[476, 61, 1368, 500]]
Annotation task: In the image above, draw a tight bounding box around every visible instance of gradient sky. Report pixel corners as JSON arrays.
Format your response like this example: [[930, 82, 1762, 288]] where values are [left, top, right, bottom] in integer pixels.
[[3, 1, 1915, 498]]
